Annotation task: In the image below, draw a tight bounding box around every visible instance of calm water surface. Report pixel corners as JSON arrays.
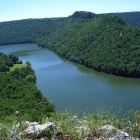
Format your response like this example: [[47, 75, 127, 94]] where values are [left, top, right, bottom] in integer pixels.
[[0, 44, 140, 113]]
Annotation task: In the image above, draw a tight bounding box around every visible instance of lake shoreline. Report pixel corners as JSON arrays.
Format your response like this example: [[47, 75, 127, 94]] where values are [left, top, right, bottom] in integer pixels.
[[0, 43, 140, 113]]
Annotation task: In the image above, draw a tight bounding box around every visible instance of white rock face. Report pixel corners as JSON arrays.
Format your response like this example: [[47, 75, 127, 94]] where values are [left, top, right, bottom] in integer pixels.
[[25, 121, 56, 135], [117, 130, 129, 137], [99, 125, 115, 134], [99, 125, 138, 140]]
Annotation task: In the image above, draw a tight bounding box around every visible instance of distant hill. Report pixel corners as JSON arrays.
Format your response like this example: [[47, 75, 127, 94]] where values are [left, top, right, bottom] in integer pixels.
[[0, 18, 66, 45], [0, 11, 140, 77], [69, 11, 96, 19], [109, 12, 140, 28]]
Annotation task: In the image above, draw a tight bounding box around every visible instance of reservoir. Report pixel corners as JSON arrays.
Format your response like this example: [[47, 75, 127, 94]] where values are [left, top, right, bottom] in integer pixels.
[[0, 43, 140, 114]]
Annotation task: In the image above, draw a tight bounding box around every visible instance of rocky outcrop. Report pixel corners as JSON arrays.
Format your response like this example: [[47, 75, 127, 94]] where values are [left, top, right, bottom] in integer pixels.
[[99, 125, 138, 140], [2, 120, 139, 140], [25, 121, 56, 139], [25, 121, 56, 134], [24, 123, 139, 140]]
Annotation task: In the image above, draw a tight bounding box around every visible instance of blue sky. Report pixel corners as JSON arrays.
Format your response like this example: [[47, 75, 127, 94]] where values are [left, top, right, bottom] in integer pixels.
[[0, 0, 139, 21]]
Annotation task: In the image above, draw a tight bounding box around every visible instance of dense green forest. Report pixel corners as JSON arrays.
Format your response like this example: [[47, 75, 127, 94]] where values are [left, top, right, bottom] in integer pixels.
[[0, 53, 54, 122], [0, 11, 140, 77], [110, 12, 140, 28], [0, 17, 67, 45]]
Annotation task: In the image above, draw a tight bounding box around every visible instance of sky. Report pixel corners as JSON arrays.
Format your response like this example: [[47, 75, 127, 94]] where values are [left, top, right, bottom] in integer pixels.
[[0, 0, 140, 22]]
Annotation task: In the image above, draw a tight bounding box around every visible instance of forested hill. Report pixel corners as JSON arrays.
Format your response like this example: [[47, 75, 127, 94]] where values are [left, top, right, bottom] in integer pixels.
[[0, 17, 67, 45], [110, 12, 140, 28], [0, 11, 140, 77], [0, 53, 54, 121]]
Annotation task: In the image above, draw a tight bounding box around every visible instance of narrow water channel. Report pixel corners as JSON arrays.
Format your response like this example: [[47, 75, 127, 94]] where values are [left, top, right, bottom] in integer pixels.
[[0, 43, 140, 114]]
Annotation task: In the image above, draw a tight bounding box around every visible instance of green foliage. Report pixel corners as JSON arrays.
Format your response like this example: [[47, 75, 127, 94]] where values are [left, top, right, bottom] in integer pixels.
[[0, 18, 66, 45], [0, 53, 20, 72], [10, 64, 27, 72], [25, 60, 31, 67], [0, 110, 140, 139], [37, 15, 140, 77], [110, 12, 140, 28], [0, 54, 55, 122], [46, 110, 140, 139], [0, 12, 140, 77], [0, 115, 27, 140], [69, 11, 95, 19]]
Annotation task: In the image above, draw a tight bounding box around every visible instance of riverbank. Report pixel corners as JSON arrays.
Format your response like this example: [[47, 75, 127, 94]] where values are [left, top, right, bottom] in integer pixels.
[[1, 43, 140, 114], [0, 46, 140, 139], [0, 12, 139, 78], [1, 110, 140, 139]]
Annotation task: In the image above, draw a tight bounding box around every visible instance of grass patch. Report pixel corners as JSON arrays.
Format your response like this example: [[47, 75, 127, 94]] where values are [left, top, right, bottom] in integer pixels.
[[10, 64, 27, 72], [0, 110, 140, 139], [47, 110, 140, 139]]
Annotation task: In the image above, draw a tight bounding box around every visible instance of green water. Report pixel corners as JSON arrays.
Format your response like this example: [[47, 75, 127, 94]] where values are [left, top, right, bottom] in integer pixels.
[[0, 43, 140, 113]]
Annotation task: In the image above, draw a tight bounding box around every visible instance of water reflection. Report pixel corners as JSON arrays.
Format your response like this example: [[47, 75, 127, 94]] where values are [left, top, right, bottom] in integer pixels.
[[0, 43, 140, 113], [76, 63, 140, 85]]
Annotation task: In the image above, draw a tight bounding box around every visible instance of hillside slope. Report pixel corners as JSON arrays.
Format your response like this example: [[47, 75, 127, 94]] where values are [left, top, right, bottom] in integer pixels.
[[110, 12, 140, 28], [0, 11, 140, 77], [0, 53, 54, 122], [0, 18, 67, 45], [37, 14, 140, 77]]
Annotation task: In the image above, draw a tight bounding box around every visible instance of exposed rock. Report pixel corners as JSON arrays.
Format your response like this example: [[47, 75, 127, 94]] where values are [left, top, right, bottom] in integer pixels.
[[99, 125, 116, 135], [99, 125, 139, 140], [25, 121, 56, 138], [116, 130, 129, 137], [108, 136, 138, 140]]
